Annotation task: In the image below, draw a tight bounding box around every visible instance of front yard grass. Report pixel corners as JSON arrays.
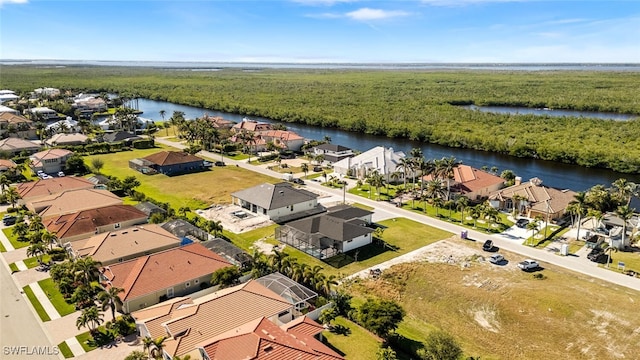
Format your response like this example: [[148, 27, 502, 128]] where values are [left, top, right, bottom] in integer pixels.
[[3, 227, 30, 249], [76, 332, 97, 352], [323, 317, 381, 360], [9, 262, 19, 272], [23, 285, 51, 322], [601, 248, 640, 275], [23, 254, 52, 269], [38, 278, 76, 316], [57, 341, 74, 359], [0, 240, 6, 252], [84, 146, 277, 209]]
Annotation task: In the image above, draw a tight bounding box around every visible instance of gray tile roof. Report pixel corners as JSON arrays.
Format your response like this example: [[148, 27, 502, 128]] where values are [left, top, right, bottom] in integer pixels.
[[231, 182, 318, 210]]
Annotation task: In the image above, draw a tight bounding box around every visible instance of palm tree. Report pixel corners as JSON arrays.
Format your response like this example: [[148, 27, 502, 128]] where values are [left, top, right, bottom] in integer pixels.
[[11, 221, 29, 242], [40, 230, 58, 250], [291, 263, 308, 283], [432, 197, 444, 217], [27, 242, 47, 264], [303, 265, 324, 289], [484, 205, 500, 231], [366, 170, 385, 200], [604, 245, 618, 268], [249, 249, 271, 278], [615, 205, 635, 248], [456, 196, 469, 225], [301, 163, 309, 179], [98, 287, 124, 321], [397, 157, 412, 190], [435, 156, 460, 200], [468, 206, 481, 228], [159, 110, 166, 123], [206, 220, 223, 237], [5, 186, 20, 209], [569, 192, 588, 240], [612, 178, 636, 206], [0, 175, 11, 195], [74, 257, 103, 286], [76, 305, 104, 335], [143, 336, 167, 360], [511, 194, 526, 217], [526, 219, 540, 246], [267, 249, 288, 273]]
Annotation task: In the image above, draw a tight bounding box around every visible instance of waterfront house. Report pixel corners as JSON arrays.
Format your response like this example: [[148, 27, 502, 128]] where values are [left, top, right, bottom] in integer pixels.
[[231, 182, 325, 223], [102, 131, 142, 145], [45, 204, 148, 243], [45, 118, 78, 133], [0, 138, 41, 155], [131, 280, 295, 359], [258, 129, 305, 152], [231, 118, 273, 133], [275, 204, 375, 259], [67, 224, 182, 265], [130, 151, 206, 175], [312, 143, 354, 163], [101, 242, 233, 313], [488, 177, 577, 221], [333, 146, 406, 179], [33, 87, 61, 98], [203, 115, 235, 129], [422, 164, 505, 201], [29, 148, 73, 174]]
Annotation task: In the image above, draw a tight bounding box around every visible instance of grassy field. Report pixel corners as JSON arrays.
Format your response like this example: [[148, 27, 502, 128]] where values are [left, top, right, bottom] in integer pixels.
[[84, 146, 276, 209], [324, 317, 382, 360], [347, 238, 640, 359], [38, 278, 76, 316], [3, 227, 29, 249], [23, 285, 51, 322], [601, 247, 640, 275]]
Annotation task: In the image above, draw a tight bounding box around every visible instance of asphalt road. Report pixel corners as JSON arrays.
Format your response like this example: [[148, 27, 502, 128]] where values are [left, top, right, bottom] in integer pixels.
[[0, 255, 59, 360]]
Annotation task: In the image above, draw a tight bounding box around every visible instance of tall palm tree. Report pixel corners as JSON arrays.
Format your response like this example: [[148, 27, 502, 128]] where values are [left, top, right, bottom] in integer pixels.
[[604, 246, 618, 268], [143, 336, 167, 360], [159, 110, 166, 123], [436, 156, 460, 200], [27, 242, 47, 263], [12, 220, 29, 242], [98, 286, 124, 321], [615, 205, 635, 248], [456, 196, 469, 225], [569, 192, 588, 241], [74, 257, 103, 286], [397, 157, 412, 190], [526, 219, 540, 246], [40, 230, 58, 250], [612, 178, 636, 206], [0, 175, 11, 195], [5, 186, 20, 209], [76, 305, 104, 335], [267, 249, 288, 273], [366, 170, 385, 200], [301, 163, 309, 179]]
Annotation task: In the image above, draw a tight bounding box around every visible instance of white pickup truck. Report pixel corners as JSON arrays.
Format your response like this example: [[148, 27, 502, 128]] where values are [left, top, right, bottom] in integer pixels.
[[517, 259, 539, 271]]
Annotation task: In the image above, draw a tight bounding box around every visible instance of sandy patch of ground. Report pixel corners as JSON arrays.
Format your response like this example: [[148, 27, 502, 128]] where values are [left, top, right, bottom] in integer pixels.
[[197, 204, 272, 233], [252, 239, 287, 256], [471, 305, 501, 333]]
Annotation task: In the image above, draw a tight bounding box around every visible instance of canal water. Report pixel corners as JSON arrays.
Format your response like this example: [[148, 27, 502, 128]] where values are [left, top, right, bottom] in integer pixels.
[[133, 98, 640, 193]]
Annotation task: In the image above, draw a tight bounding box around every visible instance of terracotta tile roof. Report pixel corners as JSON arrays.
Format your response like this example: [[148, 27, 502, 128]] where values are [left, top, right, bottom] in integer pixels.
[[0, 138, 40, 153], [200, 316, 343, 360], [281, 315, 325, 337], [232, 120, 272, 132], [422, 164, 505, 194], [143, 151, 204, 166], [71, 224, 181, 264], [132, 297, 194, 338], [31, 148, 73, 160], [102, 243, 232, 302], [46, 133, 89, 145], [27, 188, 122, 219], [0, 159, 17, 170], [17, 177, 95, 201], [0, 112, 33, 124], [44, 204, 148, 240], [141, 280, 292, 357], [260, 129, 305, 141]]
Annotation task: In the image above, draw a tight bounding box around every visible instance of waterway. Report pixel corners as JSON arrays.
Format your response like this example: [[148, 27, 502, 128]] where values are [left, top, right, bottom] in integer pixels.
[[133, 98, 640, 193]]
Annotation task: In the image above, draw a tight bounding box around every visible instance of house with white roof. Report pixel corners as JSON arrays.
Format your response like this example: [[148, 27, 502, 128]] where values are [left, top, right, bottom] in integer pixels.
[[333, 146, 406, 179]]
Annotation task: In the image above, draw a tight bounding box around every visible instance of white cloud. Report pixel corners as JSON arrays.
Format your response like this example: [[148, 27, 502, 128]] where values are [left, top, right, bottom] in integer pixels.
[[421, 0, 524, 6], [0, 0, 28, 5], [346, 8, 411, 21]]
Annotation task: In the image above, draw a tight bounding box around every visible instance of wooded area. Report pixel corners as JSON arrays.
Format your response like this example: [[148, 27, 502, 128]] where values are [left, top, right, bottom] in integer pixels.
[[2, 66, 640, 173]]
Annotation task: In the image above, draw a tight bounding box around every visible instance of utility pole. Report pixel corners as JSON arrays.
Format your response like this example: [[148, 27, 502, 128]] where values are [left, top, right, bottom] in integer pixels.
[[545, 199, 550, 239]]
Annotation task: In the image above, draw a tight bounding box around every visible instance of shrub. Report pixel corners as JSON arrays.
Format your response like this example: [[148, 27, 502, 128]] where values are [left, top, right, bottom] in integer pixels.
[[417, 330, 462, 360]]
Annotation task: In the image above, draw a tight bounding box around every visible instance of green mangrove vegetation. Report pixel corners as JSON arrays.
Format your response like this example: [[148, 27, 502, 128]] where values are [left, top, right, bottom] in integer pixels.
[[2, 66, 640, 173]]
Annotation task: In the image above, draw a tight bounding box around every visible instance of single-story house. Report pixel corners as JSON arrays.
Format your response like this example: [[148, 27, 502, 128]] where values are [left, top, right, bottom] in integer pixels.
[[67, 224, 182, 265], [17, 177, 96, 203], [312, 143, 354, 163], [26, 188, 122, 219], [0, 112, 37, 139], [0, 91, 19, 104], [0, 137, 41, 155], [101, 243, 233, 313], [488, 177, 577, 221], [130, 151, 206, 176], [333, 146, 406, 179], [73, 96, 107, 112], [231, 182, 325, 223], [29, 148, 73, 174], [45, 204, 148, 243], [45, 133, 89, 147], [131, 280, 295, 359], [197, 316, 343, 360], [422, 164, 505, 201], [275, 204, 375, 259], [102, 131, 142, 145]]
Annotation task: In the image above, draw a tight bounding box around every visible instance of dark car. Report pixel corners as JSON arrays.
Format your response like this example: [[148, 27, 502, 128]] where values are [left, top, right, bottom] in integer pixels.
[[516, 219, 530, 228], [291, 178, 305, 185], [482, 240, 493, 251], [3, 216, 16, 226], [587, 248, 605, 263]]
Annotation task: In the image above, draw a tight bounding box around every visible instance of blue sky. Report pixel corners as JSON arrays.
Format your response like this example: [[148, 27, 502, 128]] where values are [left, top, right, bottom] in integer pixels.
[[1, 0, 638, 63]]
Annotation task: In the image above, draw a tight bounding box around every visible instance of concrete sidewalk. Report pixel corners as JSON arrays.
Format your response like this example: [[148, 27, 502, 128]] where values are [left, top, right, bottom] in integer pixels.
[[65, 336, 85, 357], [0, 226, 15, 251], [15, 260, 27, 271], [28, 281, 61, 320]]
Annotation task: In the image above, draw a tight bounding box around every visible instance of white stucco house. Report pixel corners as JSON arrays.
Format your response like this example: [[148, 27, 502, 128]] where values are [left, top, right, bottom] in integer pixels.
[[333, 146, 406, 179]]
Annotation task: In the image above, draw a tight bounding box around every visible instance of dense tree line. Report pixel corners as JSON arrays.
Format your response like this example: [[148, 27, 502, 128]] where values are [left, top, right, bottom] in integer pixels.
[[2, 66, 640, 173]]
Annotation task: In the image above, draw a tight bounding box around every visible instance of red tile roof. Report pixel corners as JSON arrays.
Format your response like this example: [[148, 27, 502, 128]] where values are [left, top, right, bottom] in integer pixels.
[[44, 204, 148, 240], [17, 177, 95, 200], [143, 151, 204, 166], [422, 164, 505, 194], [200, 317, 343, 360], [102, 243, 231, 302]]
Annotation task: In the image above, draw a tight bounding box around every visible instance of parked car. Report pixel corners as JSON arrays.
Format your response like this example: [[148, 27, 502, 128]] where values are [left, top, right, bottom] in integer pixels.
[[57, 171, 65, 177], [3, 216, 16, 226], [517, 259, 539, 270], [291, 178, 305, 185], [515, 218, 530, 228], [214, 161, 226, 166], [587, 248, 606, 262], [482, 240, 494, 251], [489, 254, 504, 264]]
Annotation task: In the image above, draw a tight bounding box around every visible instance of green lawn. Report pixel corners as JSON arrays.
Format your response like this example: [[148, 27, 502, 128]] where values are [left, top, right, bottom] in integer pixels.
[[38, 278, 76, 316], [76, 332, 97, 352], [601, 249, 640, 274], [9, 262, 19, 272], [23, 285, 51, 322], [57, 341, 74, 359], [0, 240, 6, 253], [84, 146, 276, 209], [324, 317, 381, 360], [3, 227, 30, 249], [23, 255, 52, 269], [568, 239, 586, 254]]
